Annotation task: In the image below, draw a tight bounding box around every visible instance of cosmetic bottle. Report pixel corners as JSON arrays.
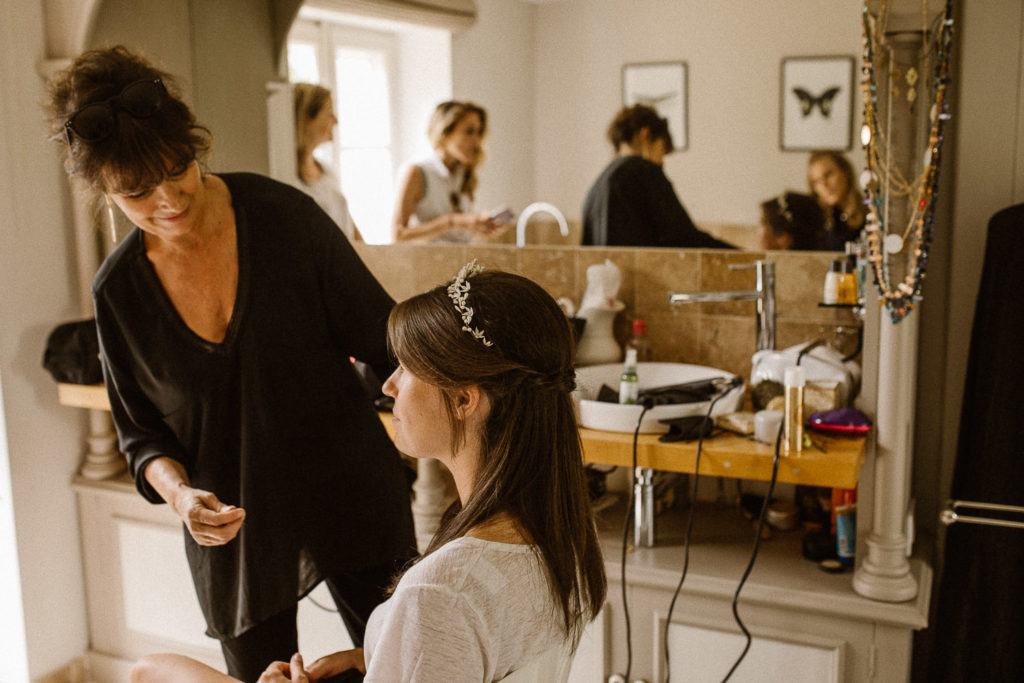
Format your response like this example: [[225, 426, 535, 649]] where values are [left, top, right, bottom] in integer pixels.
[[783, 366, 805, 453], [823, 260, 842, 305], [619, 347, 639, 405], [627, 318, 652, 363]]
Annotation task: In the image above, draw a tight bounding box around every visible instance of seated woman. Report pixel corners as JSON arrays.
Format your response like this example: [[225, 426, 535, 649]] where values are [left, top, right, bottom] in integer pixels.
[[757, 192, 826, 251], [131, 264, 607, 682], [293, 83, 361, 242], [807, 150, 866, 250], [581, 104, 733, 248], [392, 101, 505, 243]]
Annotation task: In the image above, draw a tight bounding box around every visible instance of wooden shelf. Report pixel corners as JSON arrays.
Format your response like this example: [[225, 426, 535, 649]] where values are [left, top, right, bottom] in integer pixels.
[[59, 384, 863, 489], [57, 383, 109, 410], [580, 427, 864, 489]]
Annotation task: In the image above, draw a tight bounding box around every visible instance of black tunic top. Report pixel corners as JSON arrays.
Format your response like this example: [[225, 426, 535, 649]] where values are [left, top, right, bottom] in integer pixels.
[[581, 155, 733, 249], [93, 173, 416, 639]]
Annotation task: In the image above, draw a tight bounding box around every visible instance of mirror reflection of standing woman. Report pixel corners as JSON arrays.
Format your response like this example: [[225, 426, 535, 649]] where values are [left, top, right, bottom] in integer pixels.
[[293, 83, 362, 242], [807, 150, 866, 250], [581, 104, 734, 249], [391, 100, 506, 244], [45, 45, 416, 682]]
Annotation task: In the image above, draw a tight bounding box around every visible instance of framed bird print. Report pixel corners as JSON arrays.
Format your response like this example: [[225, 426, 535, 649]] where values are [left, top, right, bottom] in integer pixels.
[[622, 61, 688, 151], [780, 56, 854, 151]]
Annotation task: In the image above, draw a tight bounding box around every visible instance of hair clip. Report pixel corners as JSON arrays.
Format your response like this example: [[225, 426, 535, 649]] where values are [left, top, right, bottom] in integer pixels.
[[447, 259, 493, 347], [776, 195, 794, 224]]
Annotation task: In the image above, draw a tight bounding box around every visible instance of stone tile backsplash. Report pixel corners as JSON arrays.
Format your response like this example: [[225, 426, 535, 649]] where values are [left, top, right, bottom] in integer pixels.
[[354, 243, 859, 380]]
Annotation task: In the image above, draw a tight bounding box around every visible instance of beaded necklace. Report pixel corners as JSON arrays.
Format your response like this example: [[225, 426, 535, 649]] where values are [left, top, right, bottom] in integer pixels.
[[860, 0, 954, 323]]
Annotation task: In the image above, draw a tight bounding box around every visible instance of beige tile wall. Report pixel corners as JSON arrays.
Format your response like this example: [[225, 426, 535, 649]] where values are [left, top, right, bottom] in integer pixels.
[[354, 243, 859, 380]]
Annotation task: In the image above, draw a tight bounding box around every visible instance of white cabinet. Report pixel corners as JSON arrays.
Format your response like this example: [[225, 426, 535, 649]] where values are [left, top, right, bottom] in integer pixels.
[[589, 502, 930, 683], [74, 476, 351, 682]]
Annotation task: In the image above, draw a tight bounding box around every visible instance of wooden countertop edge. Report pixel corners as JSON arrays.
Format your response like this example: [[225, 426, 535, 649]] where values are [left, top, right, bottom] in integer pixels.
[[56, 384, 863, 488]]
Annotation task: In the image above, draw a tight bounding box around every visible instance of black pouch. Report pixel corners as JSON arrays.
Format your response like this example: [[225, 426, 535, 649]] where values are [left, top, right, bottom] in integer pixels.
[[658, 415, 714, 442], [42, 318, 103, 385]]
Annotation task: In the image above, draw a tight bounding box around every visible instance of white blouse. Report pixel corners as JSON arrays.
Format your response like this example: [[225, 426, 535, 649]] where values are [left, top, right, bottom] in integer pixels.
[[363, 537, 573, 682]]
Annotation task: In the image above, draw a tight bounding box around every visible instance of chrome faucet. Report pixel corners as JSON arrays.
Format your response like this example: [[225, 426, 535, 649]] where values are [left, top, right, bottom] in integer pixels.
[[515, 202, 569, 247], [668, 259, 776, 351]]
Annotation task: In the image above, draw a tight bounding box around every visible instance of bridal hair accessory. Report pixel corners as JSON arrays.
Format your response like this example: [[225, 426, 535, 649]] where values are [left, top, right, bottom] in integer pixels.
[[447, 259, 493, 347], [776, 195, 794, 224]]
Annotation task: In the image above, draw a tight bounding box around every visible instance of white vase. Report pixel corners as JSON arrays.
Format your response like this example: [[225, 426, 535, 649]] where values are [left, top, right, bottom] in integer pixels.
[[575, 302, 624, 366]]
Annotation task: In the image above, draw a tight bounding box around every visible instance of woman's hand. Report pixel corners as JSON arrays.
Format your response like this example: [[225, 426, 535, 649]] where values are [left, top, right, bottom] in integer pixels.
[[305, 648, 365, 680], [170, 485, 246, 546], [465, 212, 508, 239], [258, 654, 308, 683]]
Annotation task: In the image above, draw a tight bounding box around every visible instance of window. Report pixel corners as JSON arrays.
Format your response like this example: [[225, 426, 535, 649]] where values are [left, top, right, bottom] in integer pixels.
[[288, 20, 397, 243]]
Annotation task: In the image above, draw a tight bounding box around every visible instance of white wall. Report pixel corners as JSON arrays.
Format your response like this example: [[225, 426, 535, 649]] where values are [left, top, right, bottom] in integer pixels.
[[0, 1, 91, 679], [529, 0, 864, 226], [452, 0, 537, 217]]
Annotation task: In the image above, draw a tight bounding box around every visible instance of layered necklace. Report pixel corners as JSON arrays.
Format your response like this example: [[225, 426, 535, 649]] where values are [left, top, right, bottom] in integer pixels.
[[859, 0, 955, 323]]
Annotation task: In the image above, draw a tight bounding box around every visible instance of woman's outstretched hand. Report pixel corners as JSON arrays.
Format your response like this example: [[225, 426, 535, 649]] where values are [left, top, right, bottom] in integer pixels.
[[305, 648, 366, 680], [171, 486, 246, 546], [258, 653, 308, 683]]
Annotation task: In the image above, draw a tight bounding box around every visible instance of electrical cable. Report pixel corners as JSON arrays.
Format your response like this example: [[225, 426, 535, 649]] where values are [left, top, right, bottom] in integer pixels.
[[619, 400, 653, 682], [719, 421, 782, 682], [662, 388, 731, 683], [720, 353, 806, 682]]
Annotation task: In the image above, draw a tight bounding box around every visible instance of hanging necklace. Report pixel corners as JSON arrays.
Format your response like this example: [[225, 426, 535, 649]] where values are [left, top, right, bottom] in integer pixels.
[[860, 0, 954, 323]]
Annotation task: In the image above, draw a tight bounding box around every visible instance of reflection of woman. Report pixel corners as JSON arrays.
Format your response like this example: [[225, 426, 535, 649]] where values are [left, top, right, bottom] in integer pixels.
[[46, 46, 415, 682], [757, 192, 826, 251], [807, 150, 865, 250], [293, 83, 361, 242], [582, 104, 733, 248], [392, 101, 504, 243], [132, 266, 607, 682]]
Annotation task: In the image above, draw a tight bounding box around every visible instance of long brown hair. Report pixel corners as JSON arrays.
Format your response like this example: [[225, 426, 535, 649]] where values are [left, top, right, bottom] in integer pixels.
[[293, 82, 332, 176], [427, 100, 487, 201], [807, 149, 865, 230], [387, 269, 606, 645], [45, 45, 211, 194]]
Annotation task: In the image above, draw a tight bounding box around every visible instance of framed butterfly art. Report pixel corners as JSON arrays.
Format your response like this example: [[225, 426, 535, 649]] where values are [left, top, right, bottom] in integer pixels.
[[780, 56, 854, 151], [622, 61, 688, 152]]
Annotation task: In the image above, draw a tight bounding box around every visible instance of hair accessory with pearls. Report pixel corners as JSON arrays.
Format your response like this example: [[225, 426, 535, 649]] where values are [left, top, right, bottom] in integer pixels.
[[447, 259, 493, 347]]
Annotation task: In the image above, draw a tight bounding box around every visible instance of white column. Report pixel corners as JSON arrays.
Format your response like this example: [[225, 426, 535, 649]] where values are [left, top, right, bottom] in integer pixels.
[[854, 312, 918, 601], [410, 458, 454, 552]]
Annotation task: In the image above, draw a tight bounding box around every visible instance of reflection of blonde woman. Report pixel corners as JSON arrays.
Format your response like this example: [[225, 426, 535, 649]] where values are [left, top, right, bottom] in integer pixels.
[[807, 150, 865, 251], [293, 83, 361, 242], [391, 101, 505, 243]]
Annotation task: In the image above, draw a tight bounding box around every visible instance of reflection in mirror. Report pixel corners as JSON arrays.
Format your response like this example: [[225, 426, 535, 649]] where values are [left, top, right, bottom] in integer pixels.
[[282, 0, 864, 250]]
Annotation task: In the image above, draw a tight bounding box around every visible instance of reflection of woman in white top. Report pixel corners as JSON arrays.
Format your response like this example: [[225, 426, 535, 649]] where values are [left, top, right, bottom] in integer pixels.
[[392, 101, 505, 243], [130, 267, 606, 683], [293, 83, 361, 242]]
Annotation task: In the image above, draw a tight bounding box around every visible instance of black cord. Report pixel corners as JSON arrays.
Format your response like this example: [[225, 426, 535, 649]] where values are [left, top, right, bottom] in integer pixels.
[[720, 411, 782, 683], [620, 401, 652, 682], [663, 391, 728, 683]]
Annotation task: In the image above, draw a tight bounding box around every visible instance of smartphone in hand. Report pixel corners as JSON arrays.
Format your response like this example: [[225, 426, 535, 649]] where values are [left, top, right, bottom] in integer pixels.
[[489, 206, 514, 226]]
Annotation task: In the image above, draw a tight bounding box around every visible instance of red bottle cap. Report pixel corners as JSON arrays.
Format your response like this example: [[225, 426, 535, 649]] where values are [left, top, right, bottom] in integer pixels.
[[632, 318, 647, 336]]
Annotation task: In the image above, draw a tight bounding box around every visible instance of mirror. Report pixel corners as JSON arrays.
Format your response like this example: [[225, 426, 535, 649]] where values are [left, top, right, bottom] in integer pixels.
[[293, 0, 867, 251]]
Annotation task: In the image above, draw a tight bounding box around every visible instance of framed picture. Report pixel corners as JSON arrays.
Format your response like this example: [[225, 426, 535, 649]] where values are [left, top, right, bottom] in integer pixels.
[[622, 61, 688, 151], [780, 56, 854, 151]]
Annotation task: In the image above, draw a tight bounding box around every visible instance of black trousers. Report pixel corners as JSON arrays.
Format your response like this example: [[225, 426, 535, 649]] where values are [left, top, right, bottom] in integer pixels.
[[219, 562, 398, 683]]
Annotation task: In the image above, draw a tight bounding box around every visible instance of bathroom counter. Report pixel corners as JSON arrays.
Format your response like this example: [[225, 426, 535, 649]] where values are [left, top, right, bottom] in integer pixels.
[[578, 427, 865, 489], [57, 384, 864, 490]]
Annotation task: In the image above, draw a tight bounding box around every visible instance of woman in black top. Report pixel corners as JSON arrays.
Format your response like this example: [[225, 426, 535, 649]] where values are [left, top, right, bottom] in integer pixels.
[[581, 104, 733, 249], [46, 46, 415, 681]]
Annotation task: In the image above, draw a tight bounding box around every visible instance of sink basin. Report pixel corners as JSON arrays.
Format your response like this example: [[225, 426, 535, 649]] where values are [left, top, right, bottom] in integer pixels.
[[573, 362, 745, 434]]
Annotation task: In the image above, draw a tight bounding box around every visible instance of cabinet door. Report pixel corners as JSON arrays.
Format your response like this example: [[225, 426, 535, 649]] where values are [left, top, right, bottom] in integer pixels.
[[665, 622, 844, 683]]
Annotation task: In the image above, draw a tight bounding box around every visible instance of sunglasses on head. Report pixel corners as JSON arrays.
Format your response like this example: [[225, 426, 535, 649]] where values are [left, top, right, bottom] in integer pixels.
[[64, 78, 166, 145]]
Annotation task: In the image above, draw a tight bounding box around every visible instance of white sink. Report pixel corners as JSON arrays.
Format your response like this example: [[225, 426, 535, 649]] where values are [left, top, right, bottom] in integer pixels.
[[573, 362, 745, 434]]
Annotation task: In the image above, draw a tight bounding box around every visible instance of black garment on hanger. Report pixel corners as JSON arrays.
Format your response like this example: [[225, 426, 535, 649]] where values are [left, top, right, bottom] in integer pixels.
[[928, 203, 1024, 681]]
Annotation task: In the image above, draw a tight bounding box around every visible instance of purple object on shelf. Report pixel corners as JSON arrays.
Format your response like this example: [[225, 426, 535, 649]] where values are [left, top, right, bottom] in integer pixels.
[[808, 407, 872, 434]]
